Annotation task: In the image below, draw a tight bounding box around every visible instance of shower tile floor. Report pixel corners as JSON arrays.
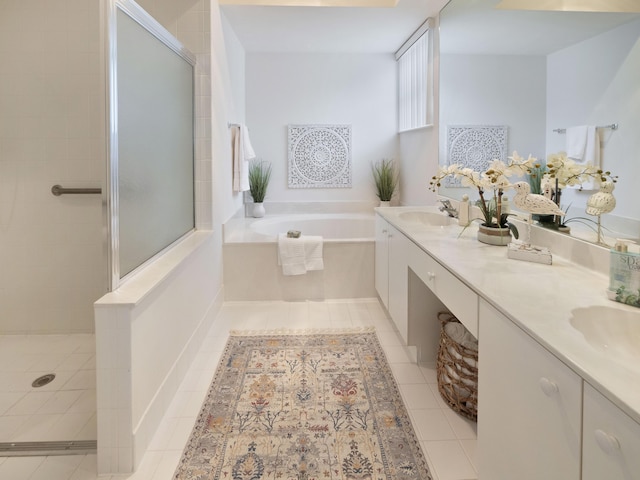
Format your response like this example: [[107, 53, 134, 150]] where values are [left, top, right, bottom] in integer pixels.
[[0, 334, 96, 443], [0, 299, 477, 480]]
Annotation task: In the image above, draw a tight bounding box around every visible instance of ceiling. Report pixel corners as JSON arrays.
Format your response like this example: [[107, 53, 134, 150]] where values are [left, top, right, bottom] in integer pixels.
[[220, 0, 448, 53], [440, 0, 640, 55], [221, 0, 639, 55], [220, 0, 399, 6]]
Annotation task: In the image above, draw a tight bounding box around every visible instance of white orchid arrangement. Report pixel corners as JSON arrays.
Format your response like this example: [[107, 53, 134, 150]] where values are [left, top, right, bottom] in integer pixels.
[[542, 152, 617, 190], [430, 152, 537, 229]]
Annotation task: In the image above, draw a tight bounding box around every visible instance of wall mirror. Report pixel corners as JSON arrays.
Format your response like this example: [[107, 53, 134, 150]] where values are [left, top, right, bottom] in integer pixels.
[[438, 0, 640, 244]]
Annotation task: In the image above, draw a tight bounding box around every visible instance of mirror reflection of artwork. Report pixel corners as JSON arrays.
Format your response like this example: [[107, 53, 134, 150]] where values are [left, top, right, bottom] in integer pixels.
[[288, 124, 352, 188], [445, 125, 508, 187]]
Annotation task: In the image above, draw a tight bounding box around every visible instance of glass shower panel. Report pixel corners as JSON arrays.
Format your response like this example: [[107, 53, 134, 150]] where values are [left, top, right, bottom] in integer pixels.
[[116, 9, 195, 278]]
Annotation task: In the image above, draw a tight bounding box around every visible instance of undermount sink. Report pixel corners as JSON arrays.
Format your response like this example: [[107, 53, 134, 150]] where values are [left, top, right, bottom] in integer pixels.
[[398, 211, 456, 227], [570, 306, 640, 364]]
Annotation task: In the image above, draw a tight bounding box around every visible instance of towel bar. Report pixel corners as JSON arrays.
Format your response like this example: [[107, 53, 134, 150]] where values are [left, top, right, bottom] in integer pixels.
[[553, 123, 618, 134]]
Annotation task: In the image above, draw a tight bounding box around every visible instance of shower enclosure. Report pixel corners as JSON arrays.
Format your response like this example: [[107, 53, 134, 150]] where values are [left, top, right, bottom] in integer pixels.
[[0, 0, 196, 456]]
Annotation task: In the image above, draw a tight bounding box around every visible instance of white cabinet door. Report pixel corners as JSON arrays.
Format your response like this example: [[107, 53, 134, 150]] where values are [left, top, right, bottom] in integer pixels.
[[478, 299, 582, 480], [388, 223, 409, 342], [375, 214, 390, 309], [373, 215, 411, 343], [583, 382, 640, 480]]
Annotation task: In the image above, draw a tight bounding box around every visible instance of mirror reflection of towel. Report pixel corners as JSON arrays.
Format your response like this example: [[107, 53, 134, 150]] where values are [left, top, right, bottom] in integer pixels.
[[566, 125, 600, 165], [566, 125, 601, 190], [231, 124, 255, 192]]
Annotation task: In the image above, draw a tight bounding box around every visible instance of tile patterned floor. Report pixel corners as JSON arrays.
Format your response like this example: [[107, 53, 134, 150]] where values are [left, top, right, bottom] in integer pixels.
[[0, 299, 477, 480], [0, 334, 96, 444]]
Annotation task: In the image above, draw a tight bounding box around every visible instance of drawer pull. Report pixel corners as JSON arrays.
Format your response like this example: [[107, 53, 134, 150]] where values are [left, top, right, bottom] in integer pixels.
[[539, 377, 559, 396], [595, 429, 620, 455], [382, 229, 388, 234]]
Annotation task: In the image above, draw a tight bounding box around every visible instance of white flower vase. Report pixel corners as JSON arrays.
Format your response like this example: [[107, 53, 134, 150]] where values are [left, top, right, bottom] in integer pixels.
[[252, 202, 265, 218], [379, 201, 391, 208]]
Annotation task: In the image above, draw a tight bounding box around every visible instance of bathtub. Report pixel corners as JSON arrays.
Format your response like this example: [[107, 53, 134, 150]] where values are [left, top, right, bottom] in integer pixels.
[[223, 213, 376, 301], [249, 213, 374, 241]]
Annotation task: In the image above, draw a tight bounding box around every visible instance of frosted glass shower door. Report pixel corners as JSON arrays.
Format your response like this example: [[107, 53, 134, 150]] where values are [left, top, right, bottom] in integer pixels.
[[113, 5, 195, 281]]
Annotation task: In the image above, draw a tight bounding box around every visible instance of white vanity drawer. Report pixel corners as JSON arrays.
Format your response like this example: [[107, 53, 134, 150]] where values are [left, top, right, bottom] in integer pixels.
[[409, 241, 479, 338]]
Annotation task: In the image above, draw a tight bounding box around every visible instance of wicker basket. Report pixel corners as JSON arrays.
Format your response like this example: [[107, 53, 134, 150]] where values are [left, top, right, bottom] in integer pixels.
[[436, 311, 478, 421]]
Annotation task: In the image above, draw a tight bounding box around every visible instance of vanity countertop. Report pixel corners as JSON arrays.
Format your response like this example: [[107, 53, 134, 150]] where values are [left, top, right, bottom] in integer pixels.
[[376, 206, 640, 424]]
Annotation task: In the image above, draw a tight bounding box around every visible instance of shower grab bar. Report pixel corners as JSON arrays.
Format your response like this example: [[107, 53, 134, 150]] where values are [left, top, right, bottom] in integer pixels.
[[51, 185, 102, 196]]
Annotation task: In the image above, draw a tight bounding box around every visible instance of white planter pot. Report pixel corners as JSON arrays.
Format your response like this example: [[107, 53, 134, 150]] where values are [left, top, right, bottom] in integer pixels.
[[477, 224, 512, 246], [252, 202, 265, 218], [379, 201, 391, 208]]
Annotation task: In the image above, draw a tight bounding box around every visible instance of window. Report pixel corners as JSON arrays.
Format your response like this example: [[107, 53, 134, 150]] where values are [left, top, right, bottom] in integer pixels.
[[396, 19, 433, 132]]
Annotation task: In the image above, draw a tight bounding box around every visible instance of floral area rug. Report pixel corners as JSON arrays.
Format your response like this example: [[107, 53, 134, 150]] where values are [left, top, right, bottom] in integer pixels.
[[173, 328, 432, 480]]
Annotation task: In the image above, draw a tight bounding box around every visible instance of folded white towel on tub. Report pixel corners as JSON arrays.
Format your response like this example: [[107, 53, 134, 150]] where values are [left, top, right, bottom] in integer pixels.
[[277, 234, 324, 276], [278, 234, 306, 275], [304, 235, 324, 272]]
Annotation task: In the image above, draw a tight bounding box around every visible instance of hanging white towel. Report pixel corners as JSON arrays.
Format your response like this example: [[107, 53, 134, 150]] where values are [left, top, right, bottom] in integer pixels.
[[566, 125, 600, 164], [566, 125, 589, 161], [566, 125, 601, 190], [277, 234, 324, 276], [231, 124, 255, 193], [584, 126, 600, 166]]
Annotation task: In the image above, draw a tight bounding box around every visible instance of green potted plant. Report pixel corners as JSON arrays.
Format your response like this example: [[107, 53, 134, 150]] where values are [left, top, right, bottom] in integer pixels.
[[371, 158, 399, 206], [248, 159, 272, 218], [527, 160, 554, 225]]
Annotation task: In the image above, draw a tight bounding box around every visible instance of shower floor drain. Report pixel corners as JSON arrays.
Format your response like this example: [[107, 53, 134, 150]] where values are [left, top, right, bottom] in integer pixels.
[[0, 440, 97, 456], [31, 373, 56, 388]]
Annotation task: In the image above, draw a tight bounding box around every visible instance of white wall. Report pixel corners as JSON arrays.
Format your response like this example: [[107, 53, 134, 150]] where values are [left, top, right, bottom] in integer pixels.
[[399, 128, 438, 206], [216, 10, 247, 222], [547, 18, 640, 228], [439, 54, 547, 159], [246, 53, 398, 205], [438, 54, 547, 200]]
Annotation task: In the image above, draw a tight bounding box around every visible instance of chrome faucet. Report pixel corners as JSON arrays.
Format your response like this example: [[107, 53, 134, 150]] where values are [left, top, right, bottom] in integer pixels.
[[439, 199, 459, 218]]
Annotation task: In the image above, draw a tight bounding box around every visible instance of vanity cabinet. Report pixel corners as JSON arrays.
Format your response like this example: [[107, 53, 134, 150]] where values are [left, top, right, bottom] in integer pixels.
[[407, 240, 478, 338], [374, 215, 390, 308], [375, 213, 478, 344], [375, 216, 409, 342], [582, 383, 640, 480], [478, 299, 582, 480], [375, 209, 640, 480]]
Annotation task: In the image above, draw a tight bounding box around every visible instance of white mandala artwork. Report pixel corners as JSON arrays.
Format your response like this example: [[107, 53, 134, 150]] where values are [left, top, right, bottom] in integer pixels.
[[288, 124, 352, 188], [446, 125, 508, 187]]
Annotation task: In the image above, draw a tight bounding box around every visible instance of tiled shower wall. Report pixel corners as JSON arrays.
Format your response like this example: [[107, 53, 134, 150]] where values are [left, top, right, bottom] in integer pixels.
[[0, 0, 106, 334], [0, 0, 214, 335]]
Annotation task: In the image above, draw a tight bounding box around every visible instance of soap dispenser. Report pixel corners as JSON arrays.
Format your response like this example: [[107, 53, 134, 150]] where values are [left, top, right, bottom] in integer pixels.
[[608, 239, 640, 308], [458, 194, 470, 226]]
